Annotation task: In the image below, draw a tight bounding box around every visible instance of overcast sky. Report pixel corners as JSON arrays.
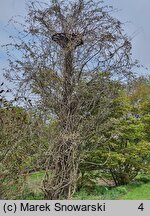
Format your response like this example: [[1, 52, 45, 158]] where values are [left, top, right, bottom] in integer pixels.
[[0, 0, 150, 87]]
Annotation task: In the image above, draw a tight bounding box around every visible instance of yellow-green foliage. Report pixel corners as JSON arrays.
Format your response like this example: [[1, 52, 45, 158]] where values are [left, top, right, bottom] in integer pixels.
[[81, 77, 150, 186], [0, 107, 49, 198]]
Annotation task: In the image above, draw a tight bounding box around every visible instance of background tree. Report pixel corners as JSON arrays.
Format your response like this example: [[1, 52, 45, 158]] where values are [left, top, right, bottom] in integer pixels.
[[4, 0, 135, 199], [0, 103, 50, 199], [81, 78, 150, 186]]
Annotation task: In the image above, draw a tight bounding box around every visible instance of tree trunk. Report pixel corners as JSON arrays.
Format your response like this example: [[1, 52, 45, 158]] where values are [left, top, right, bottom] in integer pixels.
[[43, 49, 80, 199]]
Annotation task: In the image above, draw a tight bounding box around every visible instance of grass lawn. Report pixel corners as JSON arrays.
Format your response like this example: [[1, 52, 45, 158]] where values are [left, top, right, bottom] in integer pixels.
[[21, 172, 150, 200], [73, 183, 150, 200], [121, 183, 150, 200]]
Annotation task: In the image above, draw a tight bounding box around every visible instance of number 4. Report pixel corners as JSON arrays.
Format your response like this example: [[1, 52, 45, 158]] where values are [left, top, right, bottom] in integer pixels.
[[138, 203, 144, 211]]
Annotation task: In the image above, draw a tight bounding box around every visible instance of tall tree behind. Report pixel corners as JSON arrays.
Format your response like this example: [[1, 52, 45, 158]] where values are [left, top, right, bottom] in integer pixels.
[[4, 0, 135, 199]]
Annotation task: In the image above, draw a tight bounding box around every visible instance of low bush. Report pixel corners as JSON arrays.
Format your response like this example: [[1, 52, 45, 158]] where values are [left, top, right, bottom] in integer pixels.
[[135, 174, 150, 184]]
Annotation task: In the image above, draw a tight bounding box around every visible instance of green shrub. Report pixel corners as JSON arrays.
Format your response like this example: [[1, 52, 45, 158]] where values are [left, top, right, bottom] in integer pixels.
[[21, 191, 44, 200], [93, 185, 109, 195], [115, 186, 127, 194], [73, 188, 102, 200], [102, 186, 127, 199], [135, 174, 150, 183]]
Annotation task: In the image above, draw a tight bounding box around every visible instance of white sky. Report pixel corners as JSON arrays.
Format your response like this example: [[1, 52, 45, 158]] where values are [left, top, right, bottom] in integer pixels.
[[0, 0, 150, 87]]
